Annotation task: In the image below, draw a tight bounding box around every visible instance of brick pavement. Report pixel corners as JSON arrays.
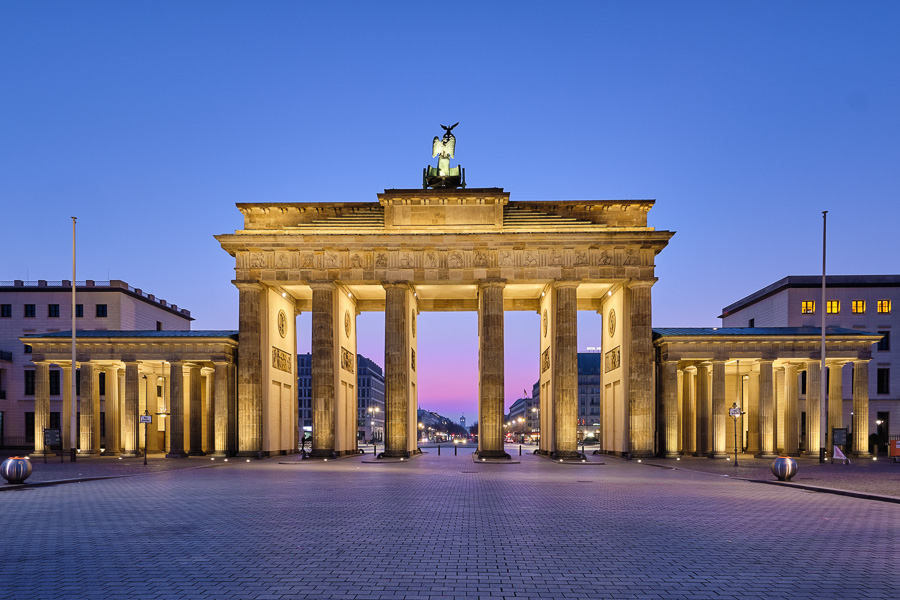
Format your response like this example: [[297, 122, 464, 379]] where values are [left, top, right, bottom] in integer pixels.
[[0, 449, 897, 599]]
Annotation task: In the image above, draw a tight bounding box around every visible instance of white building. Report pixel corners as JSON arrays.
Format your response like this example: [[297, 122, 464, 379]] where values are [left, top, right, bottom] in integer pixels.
[[0, 279, 192, 448], [720, 275, 898, 445]]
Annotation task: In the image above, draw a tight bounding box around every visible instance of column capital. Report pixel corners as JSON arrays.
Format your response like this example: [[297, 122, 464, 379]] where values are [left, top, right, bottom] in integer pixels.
[[478, 279, 507, 290], [381, 281, 412, 291], [308, 280, 337, 291], [233, 280, 265, 292], [627, 278, 657, 289], [853, 358, 870, 365], [551, 279, 580, 289]]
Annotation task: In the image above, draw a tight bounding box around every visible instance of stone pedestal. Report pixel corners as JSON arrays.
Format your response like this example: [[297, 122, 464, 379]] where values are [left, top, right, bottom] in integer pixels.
[[477, 281, 509, 460]]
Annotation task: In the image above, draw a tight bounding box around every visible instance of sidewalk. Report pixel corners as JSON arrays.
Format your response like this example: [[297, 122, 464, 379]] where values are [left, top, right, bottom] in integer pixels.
[[639, 452, 900, 501]]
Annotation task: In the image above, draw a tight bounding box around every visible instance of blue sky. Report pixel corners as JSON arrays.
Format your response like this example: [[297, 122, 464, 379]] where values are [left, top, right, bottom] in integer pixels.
[[2, 1, 898, 420]]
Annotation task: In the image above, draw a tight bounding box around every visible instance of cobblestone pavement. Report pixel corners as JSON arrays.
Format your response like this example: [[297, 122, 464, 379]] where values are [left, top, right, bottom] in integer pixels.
[[1, 449, 898, 600]]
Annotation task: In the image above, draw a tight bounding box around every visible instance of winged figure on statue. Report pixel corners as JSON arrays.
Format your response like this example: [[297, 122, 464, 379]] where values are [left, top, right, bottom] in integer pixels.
[[424, 122, 465, 189]]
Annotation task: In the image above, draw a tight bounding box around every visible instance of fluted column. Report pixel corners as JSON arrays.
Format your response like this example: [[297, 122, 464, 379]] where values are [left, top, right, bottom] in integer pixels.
[[553, 281, 579, 459], [187, 364, 204, 455], [828, 363, 844, 444], [32, 362, 50, 456], [746, 369, 760, 454], [694, 362, 711, 456], [79, 363, 97, 454], [310, 282, 336, 458], [204, 367, 215, 454], [709, 360, 727, 458], [803, 362, 822, 456], [213, 362, 230, 457], [383, 283, 411, 458], [61, 366, 73, 451], [660, 361, 679, 458], [121, 362, 140, 456], [628, 281, 654, 458], [167, 361, 187, 458], [851, 360, 871, 458], [104, 366, 120, 455], [783, 364, 800, 456], [681, 366, 696, 454], [755, 360, 776, 458], [236, 281, 264, 455], [477, 280, 509, 459]]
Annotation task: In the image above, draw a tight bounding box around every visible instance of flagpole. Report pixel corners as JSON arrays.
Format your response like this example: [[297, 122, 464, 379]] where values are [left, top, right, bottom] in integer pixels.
[[71, 217, 77, 454], [820, 211, 827, 462]]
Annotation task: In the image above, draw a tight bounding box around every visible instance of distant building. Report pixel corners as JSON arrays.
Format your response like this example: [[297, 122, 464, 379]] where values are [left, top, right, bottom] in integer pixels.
[[721, 275, 899, 441], [0, 279, 192, 448], [460, 413, 466, 430], [297, 352, 385, 443]]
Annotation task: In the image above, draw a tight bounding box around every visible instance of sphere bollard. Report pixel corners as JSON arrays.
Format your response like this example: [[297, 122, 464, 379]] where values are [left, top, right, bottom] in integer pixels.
[[771, 456, 798, 481], [1, 457, 33, 484]]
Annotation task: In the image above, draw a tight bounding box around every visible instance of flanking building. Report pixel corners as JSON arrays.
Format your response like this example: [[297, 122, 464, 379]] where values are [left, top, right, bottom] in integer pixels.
[[0, 279, 192, 449], [297, 352, 385, 445], [720, 275, 899, 446]]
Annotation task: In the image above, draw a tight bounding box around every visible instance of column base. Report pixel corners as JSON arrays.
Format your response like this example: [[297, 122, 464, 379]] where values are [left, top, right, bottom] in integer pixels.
[[308, 449, 337, 459], [102, 451, 119, 457], [662, 452, 681, 459], [379, 450, 411, 459], [800, 450, 820, 458], [852, 451, 872, 459], [166, 451, 188, 459], [120, 452, 140, 458], [754, 452, 778, 459], [477, 450, 512, 460], [630, 450, 655, 459], [211, 452, 228, 458], [188, 450, 207, 456], [550, 450, 581, 461], [79, 450, 99, 456], [29, 451, 50, 459], [708, 452, 728, 459]]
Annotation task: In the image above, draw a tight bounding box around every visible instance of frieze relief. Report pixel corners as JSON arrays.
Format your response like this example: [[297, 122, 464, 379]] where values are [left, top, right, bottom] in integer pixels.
[[541, 348, 550, 373], [340, 347, 355, 373], [272, 347, 292, 374], [604, 345, 621, 373]]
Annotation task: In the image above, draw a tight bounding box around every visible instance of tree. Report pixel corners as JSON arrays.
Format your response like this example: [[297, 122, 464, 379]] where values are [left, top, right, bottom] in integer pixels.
[[468, 422, 479, 436]]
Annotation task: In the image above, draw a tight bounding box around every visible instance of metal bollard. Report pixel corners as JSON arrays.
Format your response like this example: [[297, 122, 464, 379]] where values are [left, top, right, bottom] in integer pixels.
[[454, 444, 457, 456], [519, 444, 522, 456], [438, 445, 441, 456]]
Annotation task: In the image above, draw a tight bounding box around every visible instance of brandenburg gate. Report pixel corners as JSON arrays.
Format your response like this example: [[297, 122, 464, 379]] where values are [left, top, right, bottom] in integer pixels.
[[216, 127, 673, 459]]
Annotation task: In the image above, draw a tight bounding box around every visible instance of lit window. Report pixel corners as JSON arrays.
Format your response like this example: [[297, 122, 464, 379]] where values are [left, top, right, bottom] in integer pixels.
[[878, 300, 892, 314], [826, 300, 840, 314], [852, 300, 866, 314], [801, 301, 815, 314]]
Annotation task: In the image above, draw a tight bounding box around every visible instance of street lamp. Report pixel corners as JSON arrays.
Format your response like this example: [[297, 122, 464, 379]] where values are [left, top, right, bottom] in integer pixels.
[[367, 405, 379, 453], [729, 402, 745, 466]]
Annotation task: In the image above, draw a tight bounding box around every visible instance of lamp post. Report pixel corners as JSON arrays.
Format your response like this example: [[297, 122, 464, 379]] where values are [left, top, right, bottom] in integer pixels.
[[730, 402, 745, 466], [368, 405, 379, 454], [532, 406, 540, 445]]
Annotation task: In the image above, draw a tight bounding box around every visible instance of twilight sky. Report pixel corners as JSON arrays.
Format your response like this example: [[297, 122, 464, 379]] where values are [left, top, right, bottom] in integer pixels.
[[2, 2, 899, 422]]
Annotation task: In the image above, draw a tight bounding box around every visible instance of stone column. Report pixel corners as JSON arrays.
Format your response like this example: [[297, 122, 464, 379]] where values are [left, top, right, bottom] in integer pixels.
[[167, 361, 187, 458], [755, 360, 776, 458], [851, 360, 871, 458], [310, 282, 336, 458], [236, 281, 264, 455], [694, 362, 711, 456], [803, 362, 822, 457], [188, 364, 204, 455], [478, 280, 509, 459], [553, 281, 579, 459], [204, 367, 215, 454], [61, 366, 73, 451], [681, 366, 696, 455], [32, 362, 50, 457], [709, 360, 727, 458], [828, 363, 843, 443], [383, 283, 410, 458], [213, 362, 229, 457], [227, 362, 238, 456], [660, 361, 679, 458], [746, 369, 760, 454], [79, 363, 97, 454], [783, 364, 800, 456], [121, 362, 140, 456], [628, 281, 654, 458], [104, 366, 120, 455]]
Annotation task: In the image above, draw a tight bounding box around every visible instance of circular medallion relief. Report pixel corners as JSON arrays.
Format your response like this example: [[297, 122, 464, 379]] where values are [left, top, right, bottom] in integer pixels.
[[277, 310, 287, 338], [411, 310, 417, 337], [344, 310, 351, 338], [608, 308, 616, 337], [542, 309, 548, 338]]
